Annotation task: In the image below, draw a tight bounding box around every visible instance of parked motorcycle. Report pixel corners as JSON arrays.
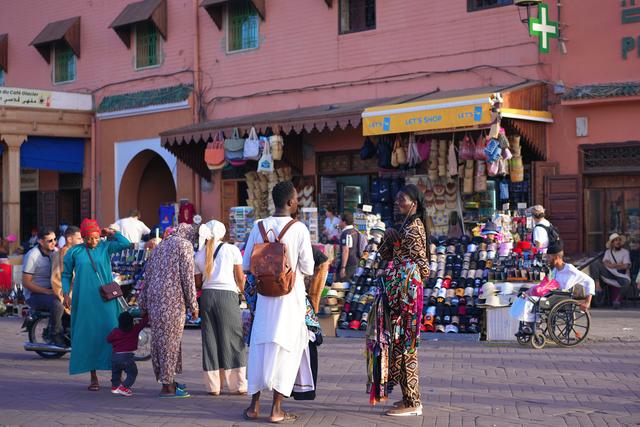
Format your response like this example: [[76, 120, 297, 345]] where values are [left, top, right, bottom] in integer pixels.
[[23, 301, 151, 361]]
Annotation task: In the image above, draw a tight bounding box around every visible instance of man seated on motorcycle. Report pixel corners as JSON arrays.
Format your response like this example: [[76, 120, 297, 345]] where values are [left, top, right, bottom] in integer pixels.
[[23, 228, 66, 348]]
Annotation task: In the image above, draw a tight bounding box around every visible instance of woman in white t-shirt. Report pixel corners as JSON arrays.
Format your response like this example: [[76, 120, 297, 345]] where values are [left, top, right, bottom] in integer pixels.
[[323, 206, 341, 243], [195, 220, 247, 396]]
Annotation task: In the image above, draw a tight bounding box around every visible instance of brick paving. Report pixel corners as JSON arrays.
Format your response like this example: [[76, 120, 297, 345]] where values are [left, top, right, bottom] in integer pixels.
[[0, 317, 639, 427]]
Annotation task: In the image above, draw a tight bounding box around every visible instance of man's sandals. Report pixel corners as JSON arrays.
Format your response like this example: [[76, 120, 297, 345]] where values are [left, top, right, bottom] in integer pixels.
[[269, 413, 298, 424], [243, 409, 299, 424]]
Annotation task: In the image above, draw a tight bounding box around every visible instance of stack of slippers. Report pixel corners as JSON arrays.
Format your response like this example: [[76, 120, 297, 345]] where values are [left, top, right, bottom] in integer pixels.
[[428, 141, 439, 182], [245, 172, 269, 218], [463, 160, 474, 195], [438, 140, 447, 178]]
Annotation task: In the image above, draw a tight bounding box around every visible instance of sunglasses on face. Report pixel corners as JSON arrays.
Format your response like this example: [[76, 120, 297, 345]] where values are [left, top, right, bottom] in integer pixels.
[[45, 238, 57, 243]]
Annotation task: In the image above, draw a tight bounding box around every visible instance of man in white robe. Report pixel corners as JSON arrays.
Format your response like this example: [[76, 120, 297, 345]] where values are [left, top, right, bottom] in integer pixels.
[[242, 181, 314, 423]]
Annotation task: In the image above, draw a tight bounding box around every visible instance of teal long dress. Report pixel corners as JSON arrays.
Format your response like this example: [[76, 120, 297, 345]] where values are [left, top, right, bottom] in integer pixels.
[[62, 232, 131, 375]]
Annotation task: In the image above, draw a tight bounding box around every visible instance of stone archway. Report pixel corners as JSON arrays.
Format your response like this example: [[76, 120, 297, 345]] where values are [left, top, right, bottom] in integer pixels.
[[118, 150, 176, 227]]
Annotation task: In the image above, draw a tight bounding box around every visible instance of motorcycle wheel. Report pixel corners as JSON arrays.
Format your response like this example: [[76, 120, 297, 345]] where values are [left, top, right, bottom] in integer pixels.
[[134, 327, 151, 362], [28, 317, 66, 359]]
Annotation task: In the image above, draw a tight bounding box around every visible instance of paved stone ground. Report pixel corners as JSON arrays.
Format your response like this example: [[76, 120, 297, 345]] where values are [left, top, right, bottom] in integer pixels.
[[0, 314, 639, 427]]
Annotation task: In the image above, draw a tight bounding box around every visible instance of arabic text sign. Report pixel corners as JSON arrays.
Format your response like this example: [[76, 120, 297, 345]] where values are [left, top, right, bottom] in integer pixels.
[[0, 88, 52, 108], [0, 87, 92, 111]]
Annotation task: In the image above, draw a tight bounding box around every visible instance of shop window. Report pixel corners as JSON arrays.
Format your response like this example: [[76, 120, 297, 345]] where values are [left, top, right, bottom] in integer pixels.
[[339, 0, 376, 34], [53, 41, 76, 84], [467, 0, 513, 12], [135, 21, 161, 69], [0, 69, 4, 86], [227, 0, 259, 52]]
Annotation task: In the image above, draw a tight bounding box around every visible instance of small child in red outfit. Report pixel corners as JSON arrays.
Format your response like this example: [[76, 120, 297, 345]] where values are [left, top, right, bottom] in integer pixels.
[[107, 312, 148, 397]]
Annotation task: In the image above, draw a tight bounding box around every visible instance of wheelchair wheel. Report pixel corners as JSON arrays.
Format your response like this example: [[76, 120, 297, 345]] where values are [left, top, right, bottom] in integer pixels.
[[548, 299, 590, 347], [516, 334, 531, 345], [530, 331, 546, 349]]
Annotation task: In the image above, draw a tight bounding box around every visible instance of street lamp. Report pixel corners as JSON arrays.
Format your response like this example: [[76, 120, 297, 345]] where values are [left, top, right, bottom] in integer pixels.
[[515, 0, 543, 24]]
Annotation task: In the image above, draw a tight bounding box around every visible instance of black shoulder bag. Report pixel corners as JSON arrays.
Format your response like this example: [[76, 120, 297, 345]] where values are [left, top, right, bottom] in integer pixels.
[[86, 246, 122, 302]]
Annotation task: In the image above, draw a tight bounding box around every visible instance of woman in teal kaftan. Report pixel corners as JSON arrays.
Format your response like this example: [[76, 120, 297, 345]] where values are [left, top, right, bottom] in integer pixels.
[[62, 219, 130, 390]]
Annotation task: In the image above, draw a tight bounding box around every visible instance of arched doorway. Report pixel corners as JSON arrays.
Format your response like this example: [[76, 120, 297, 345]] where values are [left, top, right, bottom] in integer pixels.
[[118, 150, 176, 228]]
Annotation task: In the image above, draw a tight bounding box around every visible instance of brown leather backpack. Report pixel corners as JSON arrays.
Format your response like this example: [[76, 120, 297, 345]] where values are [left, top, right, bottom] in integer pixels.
[[250, 219, 298, 297]]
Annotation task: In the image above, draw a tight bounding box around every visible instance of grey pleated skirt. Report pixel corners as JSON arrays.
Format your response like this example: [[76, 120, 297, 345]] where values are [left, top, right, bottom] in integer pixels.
[[200, 289, 247, 371]]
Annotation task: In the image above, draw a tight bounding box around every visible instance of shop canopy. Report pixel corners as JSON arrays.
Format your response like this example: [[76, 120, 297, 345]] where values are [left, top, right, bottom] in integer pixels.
[[109, 0, 167, 48], [361, 84, 553, 137], [160, 95, 416, 179], [30, 16, 81, 63], [0, 136, 85, 173]]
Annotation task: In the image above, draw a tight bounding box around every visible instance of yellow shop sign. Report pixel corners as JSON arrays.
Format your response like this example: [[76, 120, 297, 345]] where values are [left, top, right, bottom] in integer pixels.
[[362, 94, 494, 136]]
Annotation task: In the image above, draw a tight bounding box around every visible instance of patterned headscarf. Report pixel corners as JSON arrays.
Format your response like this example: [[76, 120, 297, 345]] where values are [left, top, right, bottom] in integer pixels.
[[170, 223, 198, 244], [80, 218, 100, 238]]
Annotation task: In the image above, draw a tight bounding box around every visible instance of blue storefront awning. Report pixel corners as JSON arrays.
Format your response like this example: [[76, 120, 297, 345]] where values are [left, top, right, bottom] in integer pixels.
[[0, 136, 85, 173]]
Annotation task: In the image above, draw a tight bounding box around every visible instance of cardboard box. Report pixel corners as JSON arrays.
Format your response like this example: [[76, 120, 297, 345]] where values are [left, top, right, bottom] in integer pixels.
[[318, 313, 340, 337]]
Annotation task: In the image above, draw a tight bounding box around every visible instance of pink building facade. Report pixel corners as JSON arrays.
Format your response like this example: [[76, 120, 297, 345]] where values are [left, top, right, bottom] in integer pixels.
[[1, 0, 637, 252]]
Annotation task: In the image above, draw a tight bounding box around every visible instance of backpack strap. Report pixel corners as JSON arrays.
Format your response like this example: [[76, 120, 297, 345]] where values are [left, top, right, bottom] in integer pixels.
[[213, 242, 225, 261], [258, 221, 269, 241], [277, 219, 298, 242]]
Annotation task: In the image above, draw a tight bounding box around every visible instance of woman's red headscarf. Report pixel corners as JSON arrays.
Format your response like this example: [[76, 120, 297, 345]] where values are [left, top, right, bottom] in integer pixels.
[[80, 218, 101, 238]]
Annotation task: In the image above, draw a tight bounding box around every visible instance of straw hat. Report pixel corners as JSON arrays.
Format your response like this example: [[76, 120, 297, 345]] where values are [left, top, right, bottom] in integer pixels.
[[606, 233, 626, 249]]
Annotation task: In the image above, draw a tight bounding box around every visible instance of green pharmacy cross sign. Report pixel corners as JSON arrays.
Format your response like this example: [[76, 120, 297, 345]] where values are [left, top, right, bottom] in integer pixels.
[[529, 3, 559, 53]]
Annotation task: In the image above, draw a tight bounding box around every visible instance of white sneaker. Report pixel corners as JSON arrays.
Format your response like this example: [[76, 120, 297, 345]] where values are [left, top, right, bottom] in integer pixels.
[[386, 404, 422, 416]]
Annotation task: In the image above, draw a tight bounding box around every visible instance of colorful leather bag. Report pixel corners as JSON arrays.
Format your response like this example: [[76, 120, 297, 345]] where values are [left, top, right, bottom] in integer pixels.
[[204, 131, 226, 170]]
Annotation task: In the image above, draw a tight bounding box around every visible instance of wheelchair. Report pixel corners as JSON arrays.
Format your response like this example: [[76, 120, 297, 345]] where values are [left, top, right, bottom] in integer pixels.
[[515, 289, 591, 349]]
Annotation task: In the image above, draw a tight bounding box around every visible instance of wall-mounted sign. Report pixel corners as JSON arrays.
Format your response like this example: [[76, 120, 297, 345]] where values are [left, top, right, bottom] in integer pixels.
[[529, 3, 558, 53], [20, 168, 39, 191], [362, 94, 494, 136], [621, 0, 640, 59], [0, 87, 93, 111]]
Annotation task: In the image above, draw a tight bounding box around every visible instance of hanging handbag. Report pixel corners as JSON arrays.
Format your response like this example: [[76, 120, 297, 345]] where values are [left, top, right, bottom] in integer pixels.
[[204, 132, 226, 170], [474, 132, 488, 161], [391, 136, 407, 167], [447, 139, 458, 177], [416, 136, 431, 162], [497, 157, 509, 175], [86, 246, 122, 302], [487, 160, 499, 177], [360, 137, 376, 160], [257, 136, 274, 173], [225, 128, 246, 165], [269, 126, 284, 161], [459, 134, 475, 161], [407, 133, 421, 167], [377, 137, 393, 169], [243, 127, 261, 160]]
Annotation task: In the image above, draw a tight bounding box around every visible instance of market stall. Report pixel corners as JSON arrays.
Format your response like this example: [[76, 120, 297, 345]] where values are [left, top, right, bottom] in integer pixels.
[[314, 87, 555, 339]]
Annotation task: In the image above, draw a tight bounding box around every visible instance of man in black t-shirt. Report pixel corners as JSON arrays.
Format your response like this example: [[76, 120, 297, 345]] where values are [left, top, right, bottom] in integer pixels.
[[339, 212, 362, 281]]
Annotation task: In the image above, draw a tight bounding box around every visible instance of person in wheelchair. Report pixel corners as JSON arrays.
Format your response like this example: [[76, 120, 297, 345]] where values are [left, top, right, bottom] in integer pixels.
[[511, 241, 595, 335], [23, 228, 66, 348]]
